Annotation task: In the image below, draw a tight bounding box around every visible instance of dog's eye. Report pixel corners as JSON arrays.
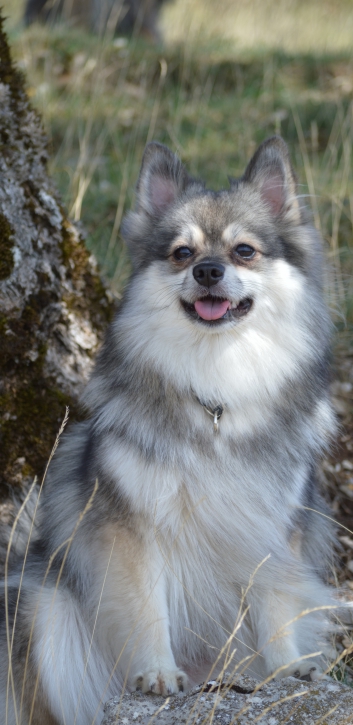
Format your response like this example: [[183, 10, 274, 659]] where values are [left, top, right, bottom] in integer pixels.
[[173, 247, 194, 261], [235, 244, 256, 259]]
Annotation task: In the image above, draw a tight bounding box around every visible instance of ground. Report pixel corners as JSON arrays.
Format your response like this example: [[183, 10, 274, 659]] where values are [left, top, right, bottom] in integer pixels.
[[1, 0, 353, 685]]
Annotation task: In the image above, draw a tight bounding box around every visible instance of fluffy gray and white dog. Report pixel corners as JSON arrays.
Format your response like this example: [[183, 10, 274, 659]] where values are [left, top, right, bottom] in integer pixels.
[[0, 137, 337, 725]]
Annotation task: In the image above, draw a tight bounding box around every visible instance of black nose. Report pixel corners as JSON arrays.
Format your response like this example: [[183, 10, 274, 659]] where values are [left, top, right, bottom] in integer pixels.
[[193, 261, 225, 287]]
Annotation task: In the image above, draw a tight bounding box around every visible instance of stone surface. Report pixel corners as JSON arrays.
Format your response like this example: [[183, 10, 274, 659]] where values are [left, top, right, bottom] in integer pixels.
[[101, 675, 353, 725]]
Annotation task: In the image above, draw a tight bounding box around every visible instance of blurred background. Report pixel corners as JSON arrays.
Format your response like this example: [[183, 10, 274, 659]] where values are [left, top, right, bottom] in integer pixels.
[[2, 0, 353, 331]]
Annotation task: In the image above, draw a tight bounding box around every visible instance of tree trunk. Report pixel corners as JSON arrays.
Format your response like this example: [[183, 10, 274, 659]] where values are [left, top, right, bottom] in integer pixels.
[[0, 14, 113, 495]]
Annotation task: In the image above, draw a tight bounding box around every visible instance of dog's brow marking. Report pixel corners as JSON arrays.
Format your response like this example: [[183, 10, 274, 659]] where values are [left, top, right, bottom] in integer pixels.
[[222, 223, 242, 244], [189, 224, 205, 245], [171, 225, 204, 251]]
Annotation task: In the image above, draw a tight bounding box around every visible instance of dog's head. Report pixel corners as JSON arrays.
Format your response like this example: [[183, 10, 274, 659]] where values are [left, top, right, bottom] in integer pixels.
[[122, 137, 324, 339]]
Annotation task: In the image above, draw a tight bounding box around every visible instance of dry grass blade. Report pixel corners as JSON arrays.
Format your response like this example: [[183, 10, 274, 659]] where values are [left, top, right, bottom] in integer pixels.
[[27, 478, 99, 725], [5, 408, 69, 725]]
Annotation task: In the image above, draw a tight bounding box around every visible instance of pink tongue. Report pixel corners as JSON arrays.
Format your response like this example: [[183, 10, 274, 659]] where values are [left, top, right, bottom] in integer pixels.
[[194, 298, 230, 321]]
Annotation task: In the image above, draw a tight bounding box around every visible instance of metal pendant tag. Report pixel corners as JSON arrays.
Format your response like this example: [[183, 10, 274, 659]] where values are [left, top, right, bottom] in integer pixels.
[[212, 405, 223, 433], [196, 396, 224, 433]]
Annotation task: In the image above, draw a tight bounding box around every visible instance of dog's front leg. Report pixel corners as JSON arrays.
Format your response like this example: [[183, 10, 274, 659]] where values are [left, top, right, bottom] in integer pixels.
[[248, 588, 321, 681], [98, 525, 187, 696]]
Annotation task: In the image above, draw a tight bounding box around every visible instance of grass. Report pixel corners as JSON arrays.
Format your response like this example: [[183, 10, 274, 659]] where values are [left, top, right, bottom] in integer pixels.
[[1, 0, 353, 324]]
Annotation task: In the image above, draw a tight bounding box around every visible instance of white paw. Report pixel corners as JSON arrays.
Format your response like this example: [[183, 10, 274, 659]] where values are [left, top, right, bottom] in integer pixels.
[[274, 660, 322, 682], [134, 668, 187, 696]]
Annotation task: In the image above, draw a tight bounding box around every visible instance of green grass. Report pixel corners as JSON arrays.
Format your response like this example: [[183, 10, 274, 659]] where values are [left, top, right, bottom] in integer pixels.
[[2, 0, 353, 323]]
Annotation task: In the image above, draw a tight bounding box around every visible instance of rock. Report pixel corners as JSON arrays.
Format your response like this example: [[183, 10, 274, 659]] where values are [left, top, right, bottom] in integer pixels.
[[101, 675, 353, 725]]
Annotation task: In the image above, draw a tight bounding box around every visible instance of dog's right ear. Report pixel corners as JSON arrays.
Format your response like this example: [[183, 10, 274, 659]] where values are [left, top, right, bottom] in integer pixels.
[[135, 142, 190, 218], [242, 136, 301, 223]]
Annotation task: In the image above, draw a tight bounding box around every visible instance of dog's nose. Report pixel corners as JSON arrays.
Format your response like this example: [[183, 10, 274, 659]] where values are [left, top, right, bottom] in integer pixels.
[[193, 261, 225, 287]]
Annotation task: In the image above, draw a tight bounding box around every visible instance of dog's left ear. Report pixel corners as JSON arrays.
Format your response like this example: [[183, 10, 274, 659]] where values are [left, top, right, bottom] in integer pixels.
[[243, 136, 301, 223], [136, 142, 190, 218]]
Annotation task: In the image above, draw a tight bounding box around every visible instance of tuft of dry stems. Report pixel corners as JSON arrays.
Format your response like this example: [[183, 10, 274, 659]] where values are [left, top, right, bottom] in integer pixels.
[[5, 409, 70, 724], [4, 434, 353, 725]]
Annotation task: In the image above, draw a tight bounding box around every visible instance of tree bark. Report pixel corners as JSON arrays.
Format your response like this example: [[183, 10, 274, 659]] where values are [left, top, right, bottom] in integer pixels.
[[0, 14, 113, 495]]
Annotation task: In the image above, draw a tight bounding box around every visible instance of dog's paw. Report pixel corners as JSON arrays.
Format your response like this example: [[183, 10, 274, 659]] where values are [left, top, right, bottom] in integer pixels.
[[274, 660, 322, 682], [134, 668, 187, 696]]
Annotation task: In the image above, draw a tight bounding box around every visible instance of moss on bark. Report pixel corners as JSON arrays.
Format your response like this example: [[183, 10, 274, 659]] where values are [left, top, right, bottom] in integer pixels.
[[0, 213, 14, 280]]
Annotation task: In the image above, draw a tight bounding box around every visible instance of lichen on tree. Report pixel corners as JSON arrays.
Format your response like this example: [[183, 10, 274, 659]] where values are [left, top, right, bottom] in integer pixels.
[[0, 13, 113, 495]]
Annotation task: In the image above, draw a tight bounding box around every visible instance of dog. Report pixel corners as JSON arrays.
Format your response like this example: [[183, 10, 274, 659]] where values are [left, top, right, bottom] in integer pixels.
[[0, 136, 337, 725]]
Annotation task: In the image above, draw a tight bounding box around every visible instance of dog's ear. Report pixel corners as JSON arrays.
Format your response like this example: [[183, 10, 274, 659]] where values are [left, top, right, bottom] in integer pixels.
[[243, 136, 301, 223], [135, 142, 190, 217]]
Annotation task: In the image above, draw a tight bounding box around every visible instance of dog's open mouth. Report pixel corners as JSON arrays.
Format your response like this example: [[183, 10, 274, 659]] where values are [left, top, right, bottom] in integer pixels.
[[181, 296, 253, 323]]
